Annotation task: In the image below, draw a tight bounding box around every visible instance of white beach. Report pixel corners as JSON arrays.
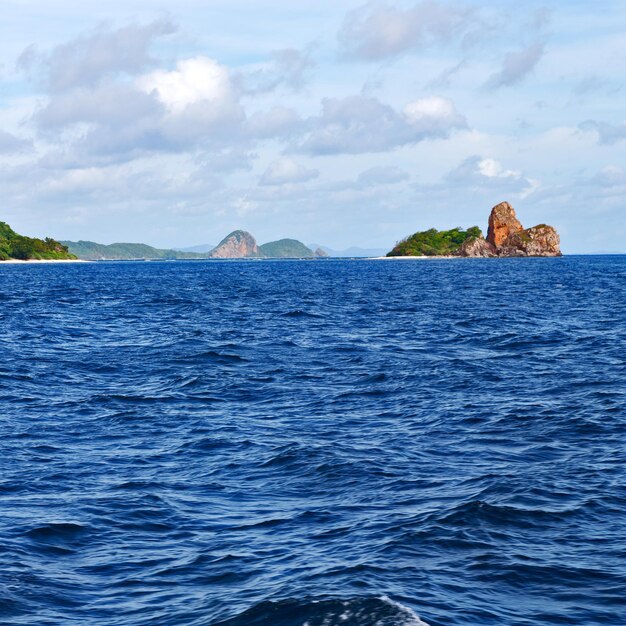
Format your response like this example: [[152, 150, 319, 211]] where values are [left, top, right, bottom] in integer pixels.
[[370, 255, 455, 260], [0, 259, 87, 264]]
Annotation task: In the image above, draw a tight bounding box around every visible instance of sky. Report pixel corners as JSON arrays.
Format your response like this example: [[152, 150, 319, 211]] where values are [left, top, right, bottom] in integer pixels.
[[0, 0, 625, 252]]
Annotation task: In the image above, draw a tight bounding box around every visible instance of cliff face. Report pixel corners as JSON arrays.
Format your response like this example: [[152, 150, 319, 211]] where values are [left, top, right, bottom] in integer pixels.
[[458, 202, 561, 258], [486, 202, 523, 247], [457, 236, 496, 258], [209, 230, 260, 258], [499, 224, 561, 257]]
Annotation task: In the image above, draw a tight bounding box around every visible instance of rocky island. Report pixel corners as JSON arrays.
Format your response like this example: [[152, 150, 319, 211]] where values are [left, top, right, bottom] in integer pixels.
[[209, 230, 328, 259], [388, 202, 561, 258]]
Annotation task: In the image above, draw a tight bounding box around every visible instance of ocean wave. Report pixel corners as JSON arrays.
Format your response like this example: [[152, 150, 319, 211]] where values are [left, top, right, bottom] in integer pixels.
[[213, 597, 429, 626], [280, 310, 325, 318], [1, 256, 625, 625]]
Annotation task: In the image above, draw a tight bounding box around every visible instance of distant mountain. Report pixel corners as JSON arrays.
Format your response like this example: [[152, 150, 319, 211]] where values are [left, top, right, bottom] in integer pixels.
[[210, 231, 321, 258], [208, 230, 261, 258], [259, 238, 316, 258], [62, 241, 205, 261], [309, 244, 387, 258], [1, 221, 75, 261], [65, 232, 331, 260]]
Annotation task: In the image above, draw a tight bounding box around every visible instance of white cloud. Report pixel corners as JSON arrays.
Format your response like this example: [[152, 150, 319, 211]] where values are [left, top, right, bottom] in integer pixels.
[[404, 96, 467, 135], [475, 157, 520, 179], [194, 148, 256, 174], [35, 83, 162, 129], [18, 19, 176, 92], [339, 1, 479, 60], [0, 129, 32, 154], [28, 55, 247, 164], [485, 41, 546, 88], [233, 195, 258, 216], [579, 120, 626, 145], [586, 165, 626, 187], [293, 95, 466, 155], [446, 155, 539, 199], [246, 106, 302, 138], [238, 48, 314, 94], [138, 57, 236, 114], [259, 158, 319, 186]]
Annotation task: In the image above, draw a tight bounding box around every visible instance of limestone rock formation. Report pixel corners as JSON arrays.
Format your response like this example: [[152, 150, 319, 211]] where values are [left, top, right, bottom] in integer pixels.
[[314, 247, 329, 258], [486, 201, 524, 247], [498, 224, 561, 257], [457, 202, 561, 258], [457, 236, 497, 258], [209, 230, 260, 258]]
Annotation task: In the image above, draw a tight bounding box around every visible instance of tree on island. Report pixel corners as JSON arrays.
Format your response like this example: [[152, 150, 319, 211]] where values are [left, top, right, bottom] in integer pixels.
[[0, 221, 76, 261], [388, 226, 482, 257]]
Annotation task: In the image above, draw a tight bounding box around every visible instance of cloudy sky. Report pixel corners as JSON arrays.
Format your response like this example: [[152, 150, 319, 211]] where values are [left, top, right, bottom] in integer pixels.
[[1, 0, 625, 252]]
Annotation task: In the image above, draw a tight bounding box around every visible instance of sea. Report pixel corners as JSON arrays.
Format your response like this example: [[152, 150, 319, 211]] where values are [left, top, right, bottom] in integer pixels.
[[0, 256, 624, 626]]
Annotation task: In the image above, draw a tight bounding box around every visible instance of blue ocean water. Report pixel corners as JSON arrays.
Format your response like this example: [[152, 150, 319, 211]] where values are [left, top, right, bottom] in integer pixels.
[[0, 256, 625, 626]]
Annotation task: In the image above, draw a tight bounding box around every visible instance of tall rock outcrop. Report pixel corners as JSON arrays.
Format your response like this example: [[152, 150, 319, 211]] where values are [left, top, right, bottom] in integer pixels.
[[209, 230, 260, 258], [486, 201, 523, 247], [457, 202, 561, 257]]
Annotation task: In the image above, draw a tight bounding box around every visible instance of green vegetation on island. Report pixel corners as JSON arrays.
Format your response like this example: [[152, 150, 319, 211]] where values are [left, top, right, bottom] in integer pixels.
[[0, 221, 76, 261], [259, 239, 316, 258], [387, 226, 483, 257], [208, 231, 321, 259], [63, 232, 325, 261], [61, 241, 206, 261]]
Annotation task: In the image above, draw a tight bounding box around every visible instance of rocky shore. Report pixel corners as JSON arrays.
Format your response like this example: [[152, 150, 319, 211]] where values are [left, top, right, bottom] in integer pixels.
[[457, 202, 561, 257]]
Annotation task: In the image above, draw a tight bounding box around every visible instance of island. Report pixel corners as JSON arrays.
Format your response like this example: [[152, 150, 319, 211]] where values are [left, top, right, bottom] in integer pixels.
[[387, 202, 561, 258], [208, 231, 328, 259], [60, 240, 207, 261], [62, 231, 329, 260], [0, 221, 76, 261]]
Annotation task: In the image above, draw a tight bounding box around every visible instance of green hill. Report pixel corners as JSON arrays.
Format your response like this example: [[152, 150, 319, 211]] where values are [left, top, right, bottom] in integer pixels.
[[62, 241, 206, 261], [64, 234, 322, 260], [259, 238, 316, 258], [388, 226, 483, 257], [0, 221, 75, 260]]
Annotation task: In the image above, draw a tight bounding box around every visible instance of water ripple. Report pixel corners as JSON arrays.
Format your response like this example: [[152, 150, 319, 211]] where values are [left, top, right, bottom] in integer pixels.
[[0, 257, 625, 625]]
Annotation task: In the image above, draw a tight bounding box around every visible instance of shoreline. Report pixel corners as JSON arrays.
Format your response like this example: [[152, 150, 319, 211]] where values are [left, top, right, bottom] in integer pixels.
[[0, 255, 572, 263], [370, 255, 455, 260], [0, 258, 87, 264]]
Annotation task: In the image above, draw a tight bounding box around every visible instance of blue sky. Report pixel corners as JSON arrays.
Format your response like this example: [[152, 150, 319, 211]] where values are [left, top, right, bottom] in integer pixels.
[[1, 0, 625, 252]]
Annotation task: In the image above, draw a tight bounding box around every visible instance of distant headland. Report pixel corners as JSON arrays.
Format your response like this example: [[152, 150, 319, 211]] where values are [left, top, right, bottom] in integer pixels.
[[206, 231, 328, 259], [60, 231, 329, 261], [0, 221, 76, 261], [387, 202, 561, 258]]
